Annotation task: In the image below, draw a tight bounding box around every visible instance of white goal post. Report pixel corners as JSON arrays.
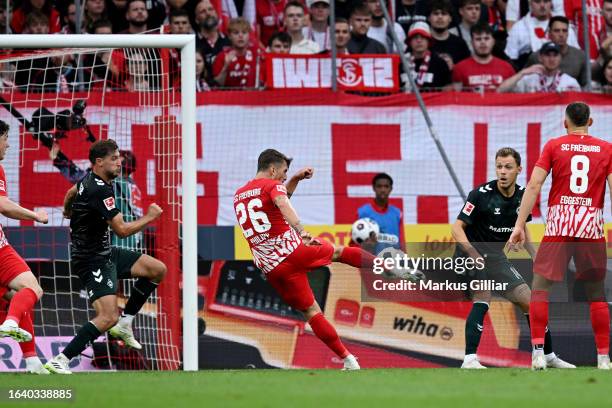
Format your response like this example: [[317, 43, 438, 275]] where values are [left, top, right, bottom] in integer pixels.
[[0, 34, 199, 372]]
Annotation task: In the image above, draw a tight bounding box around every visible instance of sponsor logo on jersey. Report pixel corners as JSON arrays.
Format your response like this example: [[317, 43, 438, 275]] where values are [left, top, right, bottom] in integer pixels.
[[103, 197, 116, 211], [0, 180, 5, 192], [462, 201, 475, 216], [489, 225, 514, 233]]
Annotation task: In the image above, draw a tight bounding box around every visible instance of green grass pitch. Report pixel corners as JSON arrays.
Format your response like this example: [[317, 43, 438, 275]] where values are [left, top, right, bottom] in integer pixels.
[[1, 368, 610, 408]]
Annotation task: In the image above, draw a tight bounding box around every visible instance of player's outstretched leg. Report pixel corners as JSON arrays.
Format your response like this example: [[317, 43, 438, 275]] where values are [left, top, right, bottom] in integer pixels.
[[109, 254, 166, 350], [0, 272, 43, 343], [583, 281, 611, 369], [45, 294, 117, 375], [303, 303, 359, 370], [462, 299, 489, 369]]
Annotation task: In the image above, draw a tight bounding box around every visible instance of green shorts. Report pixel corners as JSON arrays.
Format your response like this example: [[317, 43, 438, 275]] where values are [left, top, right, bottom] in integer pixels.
[[72, 248, 143, 303], [457, 255, 526, 296]]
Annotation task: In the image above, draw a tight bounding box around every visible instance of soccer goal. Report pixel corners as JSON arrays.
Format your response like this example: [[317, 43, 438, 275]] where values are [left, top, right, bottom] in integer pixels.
[[0, 35, 198, 372]]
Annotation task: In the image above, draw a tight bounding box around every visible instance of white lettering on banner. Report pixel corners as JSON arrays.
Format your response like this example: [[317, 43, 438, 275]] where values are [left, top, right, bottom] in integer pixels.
[[270, 56, 398, 90]]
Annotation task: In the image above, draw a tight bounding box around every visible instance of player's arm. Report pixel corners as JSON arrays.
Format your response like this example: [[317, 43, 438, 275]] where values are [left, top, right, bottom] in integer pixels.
[[0, 196, 48, 223], [450, 219, 482, 259], [523, 225, 537, 259], [108, 203, 162, 238], [508, 167, 548, 248], [608, 173, 612, 215], [63, 185, 78, 219], [285, 167, 314, 198], [274, 194, 312, 242]]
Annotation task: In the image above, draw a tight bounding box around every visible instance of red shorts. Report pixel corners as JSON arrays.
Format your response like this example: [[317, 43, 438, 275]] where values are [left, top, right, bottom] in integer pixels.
[[0, 245, 31, 288], [266, 240, 335, 311], [533, 236, 607, 282]]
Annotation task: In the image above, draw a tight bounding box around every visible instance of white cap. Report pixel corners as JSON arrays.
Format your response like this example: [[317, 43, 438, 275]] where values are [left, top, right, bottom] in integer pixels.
[[307, 0, 330, 7], [407, 21, 431, 40]]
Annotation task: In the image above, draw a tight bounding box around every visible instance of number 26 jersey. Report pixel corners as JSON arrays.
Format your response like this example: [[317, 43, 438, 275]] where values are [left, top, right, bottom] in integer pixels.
[[233, 178, 301, 273], [535, 134, 612, 239]]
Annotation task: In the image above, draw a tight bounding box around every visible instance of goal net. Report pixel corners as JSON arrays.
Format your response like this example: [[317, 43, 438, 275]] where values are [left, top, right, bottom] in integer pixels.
[[0, 39, 193, 371]]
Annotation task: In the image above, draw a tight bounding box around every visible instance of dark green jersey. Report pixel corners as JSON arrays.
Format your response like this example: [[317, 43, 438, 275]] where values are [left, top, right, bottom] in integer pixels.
[[70, 171, 120, 259], [112, 175, 144, 250], [455, 180, 531, 258]]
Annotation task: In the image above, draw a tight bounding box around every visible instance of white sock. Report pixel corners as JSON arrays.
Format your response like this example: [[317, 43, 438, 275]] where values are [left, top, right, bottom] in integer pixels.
[[119, 314, 135, 327], [3, 319, 18, 327], [343, 354, 355, 361], [464, 353, 477, 361], [25, 356, 42, 367]]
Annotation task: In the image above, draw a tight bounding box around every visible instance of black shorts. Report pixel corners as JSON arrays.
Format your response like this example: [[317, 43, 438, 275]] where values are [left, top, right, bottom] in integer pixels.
[[457, 255, 526, 297], [72, 248, 143, 303]]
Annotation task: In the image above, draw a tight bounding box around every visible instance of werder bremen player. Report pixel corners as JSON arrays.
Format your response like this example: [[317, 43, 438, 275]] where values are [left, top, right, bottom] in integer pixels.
[[451, 147, 574, 369], [45, 140, 167, 374]]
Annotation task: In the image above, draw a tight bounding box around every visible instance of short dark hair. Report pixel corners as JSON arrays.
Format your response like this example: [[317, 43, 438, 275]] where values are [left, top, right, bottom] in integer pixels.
[[372, 173, 393, 187], [565, 102, 590, 127], [0, 120, 8, 137], [430, 0, 452, 15], [126, 0, 146, 11], [471, 22, 492, 37], [89, 139, 119, 164], [284, 1, 305, 13], [335, 17, 349, 25], [548, 15, 569, 30], [26, 10, 49, 28], [495, 147, 521, 167], [268, 31, 292, 47], [350, 2, 371, 17], [257, 149, 292, 172], [92, 19, 113, 32], [169, 9, 190, 21], [460, 0, 480, 7]]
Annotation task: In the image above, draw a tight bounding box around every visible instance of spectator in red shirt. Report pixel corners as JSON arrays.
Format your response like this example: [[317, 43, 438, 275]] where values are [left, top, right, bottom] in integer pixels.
[[11, 0, 61, 34], [256, 0, 288, 47], [452, 23, 515, 91], [213, 17, 262, 88]]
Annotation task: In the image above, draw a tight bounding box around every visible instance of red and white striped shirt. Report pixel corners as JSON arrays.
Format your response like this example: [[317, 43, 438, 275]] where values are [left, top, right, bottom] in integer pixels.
[[536, 134, 612, 238]]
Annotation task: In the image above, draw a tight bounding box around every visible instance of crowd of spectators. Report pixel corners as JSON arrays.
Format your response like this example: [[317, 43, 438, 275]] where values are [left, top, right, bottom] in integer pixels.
[[1, 0, 611, 93]]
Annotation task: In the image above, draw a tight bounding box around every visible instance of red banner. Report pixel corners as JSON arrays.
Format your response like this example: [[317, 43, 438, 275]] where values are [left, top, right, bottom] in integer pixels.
[[265, 54, 400, 92]]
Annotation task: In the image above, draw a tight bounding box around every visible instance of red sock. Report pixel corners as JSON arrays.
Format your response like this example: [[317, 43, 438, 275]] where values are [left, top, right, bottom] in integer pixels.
[[6, 288, 38, 325], [308, 312, 350, 358], [18, 311, 36, 358], [589, 302, 610, 355], [529, 290, 549, 347], [339, 247, 376, 269]]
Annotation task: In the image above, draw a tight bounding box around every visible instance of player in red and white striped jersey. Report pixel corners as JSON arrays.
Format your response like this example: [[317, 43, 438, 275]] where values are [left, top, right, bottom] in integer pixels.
[[234, 149, 390, 370], [509, 102, 612, 370], [0, 120, 49, 372]]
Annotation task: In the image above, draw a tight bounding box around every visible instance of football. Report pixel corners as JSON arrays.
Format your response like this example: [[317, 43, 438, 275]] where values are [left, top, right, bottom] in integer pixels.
[[351, 218, 380, 244]]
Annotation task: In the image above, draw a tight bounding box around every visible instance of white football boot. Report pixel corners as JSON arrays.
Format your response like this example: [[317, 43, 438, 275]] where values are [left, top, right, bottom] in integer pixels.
[[0, 320, 32, 342], [531, 348, 547, 371], [44, 354, 72, 375], [597, 355, 611, 370], [109, 324, 142, 350], [342, 355, 360, 370], [461, 354, 487, 369], [545, 353, 575, 369]]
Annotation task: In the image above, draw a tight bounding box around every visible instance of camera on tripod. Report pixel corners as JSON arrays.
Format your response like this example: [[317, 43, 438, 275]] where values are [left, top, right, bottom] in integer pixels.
[[29, 100, 95, 143]]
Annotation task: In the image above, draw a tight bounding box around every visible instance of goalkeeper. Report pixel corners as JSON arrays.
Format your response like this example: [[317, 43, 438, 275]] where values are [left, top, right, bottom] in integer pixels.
[[45, 140, 166, 374]]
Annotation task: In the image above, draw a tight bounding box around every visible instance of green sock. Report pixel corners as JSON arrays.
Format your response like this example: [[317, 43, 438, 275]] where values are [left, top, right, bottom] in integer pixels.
[[465, 302, 489, 355], [62, 321, 102, 360]]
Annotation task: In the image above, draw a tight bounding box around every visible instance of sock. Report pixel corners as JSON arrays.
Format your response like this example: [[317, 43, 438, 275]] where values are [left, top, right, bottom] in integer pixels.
[[18, 311, 36, 358], [339, 247, 376, 269], [62, 321, 102, 360], [25, 356, 42, 366], [123, 278, 158, 316], [589, 301, 610, 355], [524, 313, 553, 355], [308, 312, 349, 358], [119, 313, 135, 327], [529, 290, 549, 347], [6, 288, 38, 324], [465, 302, 489, 355]]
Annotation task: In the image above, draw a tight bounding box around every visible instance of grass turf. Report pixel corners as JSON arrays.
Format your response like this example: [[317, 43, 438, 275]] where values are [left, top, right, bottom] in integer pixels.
[[0, 368, 610, 408]]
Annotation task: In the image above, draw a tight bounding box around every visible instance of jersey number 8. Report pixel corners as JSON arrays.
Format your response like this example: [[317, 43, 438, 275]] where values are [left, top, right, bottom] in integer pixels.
[[569, 155, 589, 194], [236, 198, 271, 238]]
